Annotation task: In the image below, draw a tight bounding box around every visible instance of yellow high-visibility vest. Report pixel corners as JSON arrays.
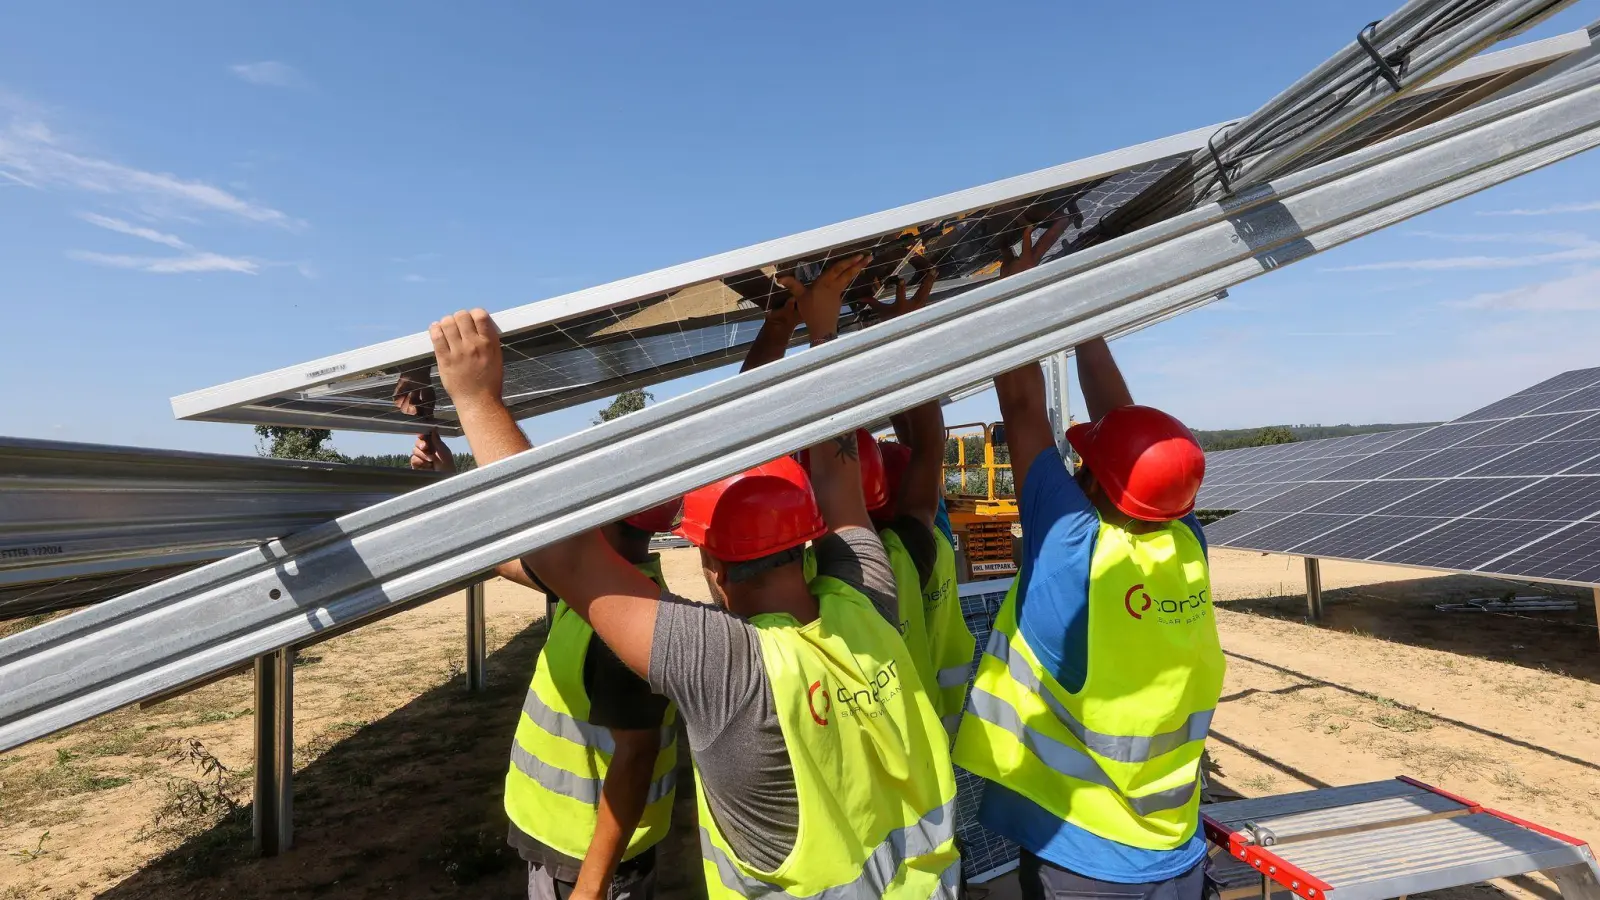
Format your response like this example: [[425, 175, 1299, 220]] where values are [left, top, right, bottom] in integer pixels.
[[697, 574, 960, 899], [879, 526, 937, 704], [503, 556, 677, 861], [924, 531, 974, 738], [954, 518, 1224, 849]]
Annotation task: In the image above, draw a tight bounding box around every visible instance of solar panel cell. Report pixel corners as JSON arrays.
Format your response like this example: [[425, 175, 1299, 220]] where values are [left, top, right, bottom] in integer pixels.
[[1387, 421, 1498, 450], [1540, 413, 1600, 441], [1251, 481, 1362, 513], [1378, 477, 1538, 517], [1486, 521, 1600, 583], [1457, 412, 1594, 446], [1537, 384, 1600, 415], [1227, 513, 1355, 551], [1464, 440, 1600, 477], [1455, 392, 1567, 422], [1296, 515, 1453, 559], [1323, 450, 1433, 480], [1305, 479, 1441, 514], [1473, 476, 1600, 521], [1509, 367, 1600, 396], [1203, 512, 1288, 544], [1373, 518, 1566, 570], [1383, 446, 1508, 479]]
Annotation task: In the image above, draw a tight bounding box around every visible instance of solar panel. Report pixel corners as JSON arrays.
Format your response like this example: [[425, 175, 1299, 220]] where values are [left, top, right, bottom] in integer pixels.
[[168, 32, 1598, 437], [1204, 366, 1600, 587], [1489, 521, 1600, 584], [1296, 515, 1453, 559], [955, 579, 1019, 882]]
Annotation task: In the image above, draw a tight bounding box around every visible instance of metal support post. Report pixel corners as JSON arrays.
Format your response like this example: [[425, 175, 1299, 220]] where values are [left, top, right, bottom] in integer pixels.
[[1305, 557, 1324, 623], [1593, 587, 1600, 649], [466, 581, 487, 692], [252, 647, 294, 856]]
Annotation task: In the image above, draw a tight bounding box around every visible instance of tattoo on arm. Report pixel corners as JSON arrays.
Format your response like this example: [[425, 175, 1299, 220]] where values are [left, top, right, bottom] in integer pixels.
[[812, 333, 839, 344], [831, 435, 858, 462]]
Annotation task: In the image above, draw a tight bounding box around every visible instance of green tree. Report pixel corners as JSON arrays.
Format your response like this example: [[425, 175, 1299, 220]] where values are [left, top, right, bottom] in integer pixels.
[[253, 426, 347, 462], [594, 388, 654, 425], [1252, 425, 1298, 446]]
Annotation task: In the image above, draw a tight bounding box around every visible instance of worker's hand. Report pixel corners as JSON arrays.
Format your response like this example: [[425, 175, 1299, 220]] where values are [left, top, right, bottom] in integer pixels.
[[999, 218, 1068, 278], [392, 365, 436, 418], [777, 254, 868, 346], [410, 429, 456, 473], [765, 292, 803, 332], [429, 309, 505, 413]]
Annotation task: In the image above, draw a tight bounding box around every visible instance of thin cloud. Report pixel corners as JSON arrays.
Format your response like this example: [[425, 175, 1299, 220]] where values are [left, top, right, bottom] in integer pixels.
[[1285, 331, 1396, 337], [76, 212, 191, 249], [402, 273, 428, 283], [229, 61, 309, 89], [0, 104, 302, 229], [67, 249, 259, 275], [1478, 201, 1600, 217], [1323, 230, 1600, 272], [1449, 268, 1600, 311]]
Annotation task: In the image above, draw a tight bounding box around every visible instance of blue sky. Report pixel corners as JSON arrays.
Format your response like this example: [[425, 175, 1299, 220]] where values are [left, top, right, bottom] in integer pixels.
[[3, 1, 1599, 459]]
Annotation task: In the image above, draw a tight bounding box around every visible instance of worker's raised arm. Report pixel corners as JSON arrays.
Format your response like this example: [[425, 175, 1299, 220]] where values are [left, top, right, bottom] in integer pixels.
[[869, 257, 944, 527], [777, 253, 874, 532], [1076, 337, 1134, 422], [431, 310, 661, 678], [991, 223, 1067, 495], [740, 294, 802, 372]]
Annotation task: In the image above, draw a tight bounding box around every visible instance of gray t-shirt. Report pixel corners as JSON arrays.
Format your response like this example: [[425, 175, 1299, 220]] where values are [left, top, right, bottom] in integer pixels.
[[647, 527, 899, 872]]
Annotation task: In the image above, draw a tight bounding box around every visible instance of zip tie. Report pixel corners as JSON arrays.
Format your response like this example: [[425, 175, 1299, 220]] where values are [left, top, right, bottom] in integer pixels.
[[1357, 21, 1404, 92], [1207, 124, 1240, 195]]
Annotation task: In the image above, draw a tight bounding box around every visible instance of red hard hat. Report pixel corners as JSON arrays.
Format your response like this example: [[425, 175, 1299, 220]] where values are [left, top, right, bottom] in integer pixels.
[[798, 429, 889, 514], [877, 441, 912, 518], [1066, 405, 1205, 522], [623, 498, 683, 534], [673, 457, 827, 562]]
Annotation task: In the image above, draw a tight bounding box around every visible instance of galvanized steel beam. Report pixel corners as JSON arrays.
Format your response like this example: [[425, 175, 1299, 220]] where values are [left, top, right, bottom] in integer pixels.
[[5, 62, 1600, 753]]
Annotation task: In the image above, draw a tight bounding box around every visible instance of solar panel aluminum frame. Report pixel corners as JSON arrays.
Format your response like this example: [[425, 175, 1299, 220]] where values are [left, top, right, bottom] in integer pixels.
[[171, 124, 1222, 436], [6, 61, 1600, 753], [169, 27, 1597, 437]]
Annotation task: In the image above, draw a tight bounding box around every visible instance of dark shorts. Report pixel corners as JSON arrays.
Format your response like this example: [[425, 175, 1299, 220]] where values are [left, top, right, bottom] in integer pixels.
[[1018, 851, 1204, 900], [527, 855, 657, 900]]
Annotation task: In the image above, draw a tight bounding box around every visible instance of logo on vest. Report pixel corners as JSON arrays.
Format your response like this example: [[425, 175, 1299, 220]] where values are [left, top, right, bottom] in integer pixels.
[[1124, 583, 1211, 624], [833, 660, 903, 720], [806, 680, 831, 726]]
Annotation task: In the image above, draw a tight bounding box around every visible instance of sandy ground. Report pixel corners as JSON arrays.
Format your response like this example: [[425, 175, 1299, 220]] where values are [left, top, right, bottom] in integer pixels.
[[1, 547, 1596, 899]]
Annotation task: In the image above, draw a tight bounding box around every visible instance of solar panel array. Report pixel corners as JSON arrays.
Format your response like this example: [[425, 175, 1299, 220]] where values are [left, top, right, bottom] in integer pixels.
[[1203, 367, 1600, 586], [954, 579, 1019, 882], [171, 33, 1592, 436]]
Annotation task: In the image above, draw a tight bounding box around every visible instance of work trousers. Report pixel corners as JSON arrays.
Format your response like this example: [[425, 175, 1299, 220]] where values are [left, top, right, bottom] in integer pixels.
[[527, 857, 657, 900], [1018, 851, 1204, 900]]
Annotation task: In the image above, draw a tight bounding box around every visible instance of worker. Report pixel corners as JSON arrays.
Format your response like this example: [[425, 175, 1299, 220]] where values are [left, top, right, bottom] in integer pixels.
[[428, 252, 960, 897], [862, 260, 977, 737], [952, 224, 1222, 900], [410, 433, 679, 900]]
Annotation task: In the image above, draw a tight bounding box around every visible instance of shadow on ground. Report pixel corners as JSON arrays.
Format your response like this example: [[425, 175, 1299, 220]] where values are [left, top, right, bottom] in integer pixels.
[[1216, 571, 1599, 684], [96, 620, 709, 900]]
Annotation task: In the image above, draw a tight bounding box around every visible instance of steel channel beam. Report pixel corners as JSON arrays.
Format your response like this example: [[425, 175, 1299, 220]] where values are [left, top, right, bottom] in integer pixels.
[[5, 63, 1600, 753]]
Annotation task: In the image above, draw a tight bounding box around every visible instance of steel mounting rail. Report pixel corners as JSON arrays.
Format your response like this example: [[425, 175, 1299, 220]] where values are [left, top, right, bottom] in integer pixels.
[[5, 61, 1600, 752]]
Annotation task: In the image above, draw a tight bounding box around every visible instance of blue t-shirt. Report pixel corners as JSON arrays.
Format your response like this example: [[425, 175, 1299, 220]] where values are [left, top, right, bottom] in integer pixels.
[[977, 446, 1207, 883], [933, 498, 955, 548]]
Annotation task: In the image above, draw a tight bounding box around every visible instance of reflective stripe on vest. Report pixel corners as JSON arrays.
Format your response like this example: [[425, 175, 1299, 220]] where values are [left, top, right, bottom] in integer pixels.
[[699, 800, 960, 900], [981, 629, 1214, 764], [963, 691, 1197, 816], [696, 574, 960, 899], [925, 531, 974, 726], [511, 741, 679, 806], [503, 555, 678, 861]]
